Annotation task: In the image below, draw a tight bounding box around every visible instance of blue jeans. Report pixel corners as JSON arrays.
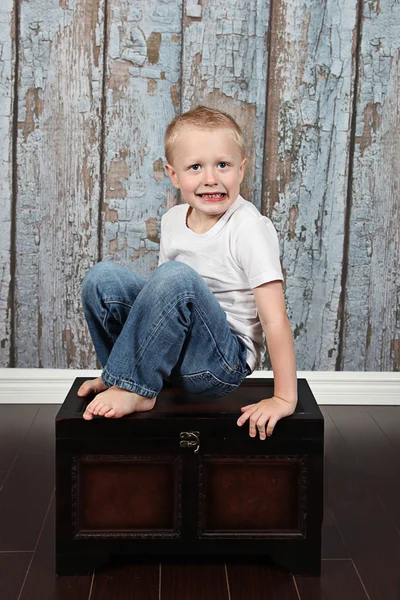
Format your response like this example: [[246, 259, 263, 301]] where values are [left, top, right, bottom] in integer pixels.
[[81, 260, 251, 399]]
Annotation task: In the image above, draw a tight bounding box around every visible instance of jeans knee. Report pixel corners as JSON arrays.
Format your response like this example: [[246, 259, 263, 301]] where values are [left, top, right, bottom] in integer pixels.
[[158, 261, 199, 279], [81, 261, 115, 304], [154, 261, 202, 294]]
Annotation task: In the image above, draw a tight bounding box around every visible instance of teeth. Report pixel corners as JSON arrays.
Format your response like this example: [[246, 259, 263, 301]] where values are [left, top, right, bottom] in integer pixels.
[[200, 193, 225, 198]]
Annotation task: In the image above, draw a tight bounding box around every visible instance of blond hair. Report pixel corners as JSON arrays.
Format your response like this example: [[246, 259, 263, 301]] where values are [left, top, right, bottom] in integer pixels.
[[164, 105, 245, 165]]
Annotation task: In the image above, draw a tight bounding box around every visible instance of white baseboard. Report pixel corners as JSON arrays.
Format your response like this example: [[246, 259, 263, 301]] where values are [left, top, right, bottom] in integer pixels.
[[0, 368, 399, 405]]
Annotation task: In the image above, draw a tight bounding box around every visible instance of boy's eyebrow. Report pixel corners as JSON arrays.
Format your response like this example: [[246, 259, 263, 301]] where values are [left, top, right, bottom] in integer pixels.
[[183, 155, 237, 166]]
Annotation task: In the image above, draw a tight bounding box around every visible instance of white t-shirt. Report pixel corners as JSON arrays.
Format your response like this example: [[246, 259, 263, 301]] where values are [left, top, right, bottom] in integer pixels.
[[158, 194, 284, 372]]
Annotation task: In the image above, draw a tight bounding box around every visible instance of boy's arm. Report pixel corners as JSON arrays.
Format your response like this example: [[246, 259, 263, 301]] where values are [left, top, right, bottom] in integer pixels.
[[253, 280, 297, 404], [237, 279, 297, 439]]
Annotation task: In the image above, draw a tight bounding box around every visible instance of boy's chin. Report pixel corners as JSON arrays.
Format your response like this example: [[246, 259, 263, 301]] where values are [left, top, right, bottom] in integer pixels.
[[194, 194, 230, 205]]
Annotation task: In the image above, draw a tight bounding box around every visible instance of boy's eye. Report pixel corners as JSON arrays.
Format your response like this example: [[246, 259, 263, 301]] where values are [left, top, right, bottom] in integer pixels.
[[189, 162, 229, 170]]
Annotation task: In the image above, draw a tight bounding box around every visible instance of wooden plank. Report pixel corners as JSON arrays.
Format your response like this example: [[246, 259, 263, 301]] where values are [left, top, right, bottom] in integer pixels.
[[15, 0, 104, 368], [102, 0, 182, 275], [367, 406, 400, 449], [342, 1, 400, 370], [327, 405, 400, 533], [0, 405, 58, 551], [322, 507, 349, 559], [0, 552, 33, 600], [320, 409, 350, 561], [263, 0, 358, 369], [0, 472, 7, 489], [0, 0, 15, 367], [323, 407, 400, 599], [226, 563, 298, 599], [0, 404, 38, 472], [295, 559, 369, 600], [91, 562, 159, 599], [161, 563, 229, 600], [182, 0, 271, 209], [19, 493, 92, 600]]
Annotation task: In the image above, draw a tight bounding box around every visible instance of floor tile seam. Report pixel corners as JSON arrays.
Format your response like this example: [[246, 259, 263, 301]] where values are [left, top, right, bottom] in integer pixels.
[[87, 571, 95, 600], [350, 557, 372, 600], [16, 487, 55, 600], [0, 454, 18, 492], [0, 550, 34, 554], [331, 487, 400, 555], [324, 408, 386, 497], [292, 574, 301, 600], [327, 507, 352, 559], [324, 407, 354, 445], [366, 408, 397, 446], [224, 563, 232, 600], [352, 407, 400, 456], [376, 493, 400, 537], [327, 408, 400, 531], [0, 470, 7, 490], [327, 405, 398, 458], [329, 497, 400, 594]]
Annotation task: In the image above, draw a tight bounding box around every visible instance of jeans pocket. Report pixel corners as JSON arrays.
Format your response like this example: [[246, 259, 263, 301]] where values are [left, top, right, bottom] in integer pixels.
[[180, 370, 240, 398]]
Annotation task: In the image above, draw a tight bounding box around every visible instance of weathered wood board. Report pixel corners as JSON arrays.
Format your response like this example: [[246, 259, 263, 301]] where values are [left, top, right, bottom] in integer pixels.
[[343, 0, 400, 370], [0, 0, 398, 371], [263, 0, 358, 370], [101, 0, 182, 274], [15, 0, 104, 367], [182, 0, 271, 210], [0, 0, 15, 367]]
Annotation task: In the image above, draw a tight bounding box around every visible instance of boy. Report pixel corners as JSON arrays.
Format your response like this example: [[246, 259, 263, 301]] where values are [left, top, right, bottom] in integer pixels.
[[78, 106, 297, 439]]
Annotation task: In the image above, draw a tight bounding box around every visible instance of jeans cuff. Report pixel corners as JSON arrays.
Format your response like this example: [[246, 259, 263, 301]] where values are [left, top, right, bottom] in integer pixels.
[[101, 368, 158, 398]]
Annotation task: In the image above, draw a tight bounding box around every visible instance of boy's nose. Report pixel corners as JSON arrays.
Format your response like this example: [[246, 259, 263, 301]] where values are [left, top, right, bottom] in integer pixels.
[[203, 169, 218, 185]]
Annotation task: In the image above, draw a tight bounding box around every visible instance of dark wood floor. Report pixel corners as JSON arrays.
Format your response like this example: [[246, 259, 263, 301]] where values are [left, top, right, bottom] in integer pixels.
[[0, 403, 399, 600]]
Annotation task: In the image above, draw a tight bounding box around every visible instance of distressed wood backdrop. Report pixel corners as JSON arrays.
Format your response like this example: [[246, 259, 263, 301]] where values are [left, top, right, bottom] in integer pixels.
[[0, 0, 399, 371]]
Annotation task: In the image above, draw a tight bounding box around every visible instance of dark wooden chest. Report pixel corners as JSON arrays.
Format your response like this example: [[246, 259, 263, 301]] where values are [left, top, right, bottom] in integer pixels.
[[56, 377, 324, 576]]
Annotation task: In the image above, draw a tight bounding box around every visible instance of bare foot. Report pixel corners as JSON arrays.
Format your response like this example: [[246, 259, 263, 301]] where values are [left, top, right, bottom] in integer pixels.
[[82, 385, 157, 420], [77, 376, 108, 398]]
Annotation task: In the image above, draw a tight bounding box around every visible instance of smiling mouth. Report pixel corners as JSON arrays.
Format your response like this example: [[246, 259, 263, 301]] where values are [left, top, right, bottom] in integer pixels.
[[197, 193, 227, 199]]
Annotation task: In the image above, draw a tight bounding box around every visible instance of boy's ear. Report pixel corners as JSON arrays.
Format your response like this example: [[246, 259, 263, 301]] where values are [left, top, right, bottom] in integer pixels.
[[165, 163, 180, 188]]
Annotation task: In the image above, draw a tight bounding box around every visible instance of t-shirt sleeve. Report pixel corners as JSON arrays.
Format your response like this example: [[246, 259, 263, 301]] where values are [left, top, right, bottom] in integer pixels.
[[234, 216, 284, 288]]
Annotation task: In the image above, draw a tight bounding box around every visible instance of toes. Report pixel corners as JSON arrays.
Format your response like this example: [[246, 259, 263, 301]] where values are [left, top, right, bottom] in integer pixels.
[[79, 383, 98, 397], [91, 401, 103, 415], [84, 399, 98, 415], [104, 408, 115, 418], [82, 410, 93, 420], [78, 383, 90, 396], [97, 404, 110, 416], [93, 400, 102, 412], [78, 377, 106, 397]]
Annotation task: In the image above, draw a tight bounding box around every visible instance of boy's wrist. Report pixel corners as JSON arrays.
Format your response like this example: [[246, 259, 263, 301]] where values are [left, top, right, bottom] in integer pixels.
[[274, 393, 298, 405]]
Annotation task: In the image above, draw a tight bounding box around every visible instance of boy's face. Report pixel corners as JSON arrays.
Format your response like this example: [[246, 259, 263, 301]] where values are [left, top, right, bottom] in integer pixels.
[[165, 127, 247, 225]]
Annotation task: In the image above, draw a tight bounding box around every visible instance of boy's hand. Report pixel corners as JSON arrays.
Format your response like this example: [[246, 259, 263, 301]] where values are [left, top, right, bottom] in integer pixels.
[[237, 396, 297, 439]]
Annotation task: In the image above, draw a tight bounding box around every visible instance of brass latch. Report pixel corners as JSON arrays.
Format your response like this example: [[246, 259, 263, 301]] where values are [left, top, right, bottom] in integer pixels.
[[180, 431, 200, 454]]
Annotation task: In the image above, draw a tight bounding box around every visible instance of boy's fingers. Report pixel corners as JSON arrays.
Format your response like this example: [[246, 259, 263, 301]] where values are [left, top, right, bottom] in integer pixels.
[[248, 410, 263, 436], [237, 405, 257, 425], [266, 417, 278, 437]]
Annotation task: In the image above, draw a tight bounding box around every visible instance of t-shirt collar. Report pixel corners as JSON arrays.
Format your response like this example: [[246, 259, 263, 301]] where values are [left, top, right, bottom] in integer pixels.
[[184, 194, 243, 239]]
